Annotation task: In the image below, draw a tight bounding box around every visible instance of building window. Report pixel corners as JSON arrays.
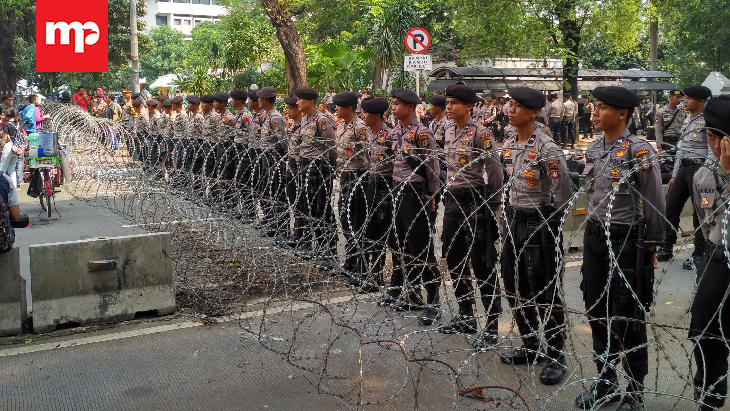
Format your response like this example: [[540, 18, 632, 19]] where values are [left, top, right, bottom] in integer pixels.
[[174, 18, 181, 25], [173, 0, 188, 3], [156, 15, 168, 25], [211, 0, 218, 4], [194, 19, 203, 25], [157, 0, 170, 2], [183, 19, 191, 26], [192, 0, 210, 4]]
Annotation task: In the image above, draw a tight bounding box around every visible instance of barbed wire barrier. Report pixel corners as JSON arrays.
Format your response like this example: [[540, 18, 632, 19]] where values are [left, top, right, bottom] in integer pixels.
[[40, 102, 730, 410]]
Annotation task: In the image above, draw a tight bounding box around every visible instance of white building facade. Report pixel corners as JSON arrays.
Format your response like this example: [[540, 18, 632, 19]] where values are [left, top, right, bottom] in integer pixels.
[[143, 0, 227, 36]]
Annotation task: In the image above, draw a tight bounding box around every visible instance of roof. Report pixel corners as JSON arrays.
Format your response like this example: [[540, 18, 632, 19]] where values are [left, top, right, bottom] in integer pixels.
[[429, 67, 675, 80], [702, 71, 730, 95]]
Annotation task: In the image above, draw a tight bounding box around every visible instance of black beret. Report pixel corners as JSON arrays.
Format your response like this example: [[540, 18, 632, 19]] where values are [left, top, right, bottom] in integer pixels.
[[0, 95, 12, 101], [256, 87, 277, 99], [361, 97, 390, 113], [333, 91, 359, 107], [186, 95, 201, 104], [445, 85, 478, 104], [230, 89, 247, 100], [132, 99, 143, 108], [163, 99, 173, 108], [703, 95, 730, 137], [213, 92, 229, 103], [171, 96, 183, 104], [390, 89, 420, 105], [429, 95, 446, 107], [591, 86, 640, 109], [247, 90, 259, 101], [669, 89, 684, 97], [508, 87, 546, 109], [200, 94, 215, 104], [146, 99, 159, 107], [294, 87, 317, 100], [284, 96, 298, 106], [157, 95, 168, 103], [684, 85, 712, 100], [131, 93, 140, 99]]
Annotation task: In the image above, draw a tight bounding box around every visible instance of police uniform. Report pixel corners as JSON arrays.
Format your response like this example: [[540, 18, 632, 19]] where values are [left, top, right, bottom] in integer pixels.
[[583, 100, 594, 138], [145, 99, 162, 168], [690, 95, 730, 410], [498, 87, 572, 386], [654, 89, 686, 154], [185, 96, 204, 177], [576, 86, 666, 410], [129, 99, 145, 160], [281, 96, 306, 247], [200, 95, 220, 194], [171, 96, 188, 173], [361, 98, 396, 292], [380, 89, 441, 326], [657, 86, 712, 269], [562, 97, 578, 148], [428, 95, 451, 231], [211, 92, 237, 207], [548, 95, 564, 144], [292, 88, 338, 266], [435, 86, 503, 343], [229, 90, 256, 222]]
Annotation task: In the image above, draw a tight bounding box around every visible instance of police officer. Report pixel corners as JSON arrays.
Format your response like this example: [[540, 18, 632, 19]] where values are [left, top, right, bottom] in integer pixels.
[[171, 96, 187, 176], [160, 99, 174, 172], [583, 97, 594, 138], [185, 95, 204, 180], [498, 87, 572, 385], [429, 94, 451, 232], [656, 86, 712, 270], [379, 89, 441, 326], [333, 91, 371, 276], [130, 98, 145, 161], [145, 99, 161, 170], [689, 95, 730, 411], [281, 96, 306, 247], [247, 89, 266, 225], [548, 94, 563, 144], [229, 90, 256, 223], [254, 87, 287, 239], [359, 97, 395, 293], [655, 89, 686, 155], [212, 91, 236, 208], [199, 94, 220, 198], [576, 86, 665, 410], [562, 92, 578, 149], [292, 87, 338, 270], [436, 85, 503, 346]]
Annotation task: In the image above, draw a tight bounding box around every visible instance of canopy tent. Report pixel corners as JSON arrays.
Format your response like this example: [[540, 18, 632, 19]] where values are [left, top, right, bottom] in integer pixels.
[[702, 72, 730, 96], [148, 74, 179, 89]]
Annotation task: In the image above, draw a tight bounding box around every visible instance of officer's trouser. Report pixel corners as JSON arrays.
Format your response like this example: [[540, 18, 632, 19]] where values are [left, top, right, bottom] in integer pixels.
[[582, 219, 654, 382], [390, 182, 440, 297], [286, 158, 305, 240], [662, 162, 705, 254], [215, 141, 237, 208], [582, 113, 593, 137], [339, 170, 368, 271], [548, 117, 562, 145], [234, 144, 255, 217], [255, 148, 287, 232], [691, 242, 730, 408], [444, 188, 501, 330], [561, 116, 575, 147], [502, 207, 565, 357], [201, 142, 216, 197], [300, 158, 336, 255], [365, 175, 396, 283]]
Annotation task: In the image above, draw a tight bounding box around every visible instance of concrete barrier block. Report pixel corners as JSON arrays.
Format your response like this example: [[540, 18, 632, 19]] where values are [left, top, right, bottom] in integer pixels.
[[0, 248, 26, 336], [29, 233, 175, 333]]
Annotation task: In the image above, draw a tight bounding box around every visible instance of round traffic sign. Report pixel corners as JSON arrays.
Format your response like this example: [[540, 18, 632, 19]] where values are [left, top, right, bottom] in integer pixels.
[[404, 27, 431, 54]]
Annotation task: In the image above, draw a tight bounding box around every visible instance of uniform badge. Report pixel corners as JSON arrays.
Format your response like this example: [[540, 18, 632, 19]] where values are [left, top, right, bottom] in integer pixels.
[[635, 150, 653, 172], [523, 169, 536, 178], [320, 120, 327, 130], [378, 135, 385, 141], [458, 147, 467, 154], [459, 157, 466, 165], [483, 139, 492, 149], [244, 117, 250, 125], [621, 140, 631, 149], [527, 135, 536, 145], [504, 150, 512, 157], [273, 123, 279, 131], [702, 197, 709, 207], [418, 132, 429, 147], [307, 130, 313, 135], [467, 129, 475, 137], [378, 155, 384, 161], [526, 178, 537, 186], [346, 149, 353, 156], [403, 146, 410, 153], [528, 148, 537, 160], [609, 169, 621, 177], [549, 165, 560, 180], [360, 128, 367, 140], [612, 181, 619, 188], [615, 150, 626, 157]]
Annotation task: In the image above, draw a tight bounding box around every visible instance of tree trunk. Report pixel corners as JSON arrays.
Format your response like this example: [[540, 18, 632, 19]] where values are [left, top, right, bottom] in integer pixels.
[[373, 60, 384, 92], [0, 9, 18, 95], [260, 0, 307, 94], [557, 0, 580, 95]]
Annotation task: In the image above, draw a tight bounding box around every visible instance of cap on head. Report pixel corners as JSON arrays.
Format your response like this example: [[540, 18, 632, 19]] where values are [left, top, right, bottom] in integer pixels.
[[230, 89, 247, 101], [683, 85, 712, 100], [213, 92, 229, 103], [157, 95, 169, 103], [390, 89, 420, 105], [132, 99, 143, 108], [121, 88, 131, 94], [361, 97, 390, 114], [429, 95, 447, 107], [171, 96, 183, 105], [200, 94, 215, 104], [1, 95, 13, 102], [131, 93, 141, 99], [186, 95, 201, 105], [146, 99, 159, 107], [332, 91, 359, 107], [247, 90, 259, 101], [507, 87, 547, 109], [256, 87, 277, 99], [284, 96, 298, 106], [163, 99, 173, 108], [591, 86, 640, 109], [294, 87, 317, 100], [669, 89, 684, 97], [703, 95, 730, 137], [444, 85, 477, 104]]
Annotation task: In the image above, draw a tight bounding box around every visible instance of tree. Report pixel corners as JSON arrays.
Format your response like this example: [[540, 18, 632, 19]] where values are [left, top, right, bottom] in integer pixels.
[[451, 0, 642, 94], [140, 25, 187, 83], [259, 0, 308, 94], [0, 0, 30, 94]]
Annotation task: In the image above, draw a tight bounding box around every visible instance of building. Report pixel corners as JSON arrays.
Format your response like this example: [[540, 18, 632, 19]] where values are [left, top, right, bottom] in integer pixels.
[[702, 71, 730, 96], [143, 0, 227, 37]]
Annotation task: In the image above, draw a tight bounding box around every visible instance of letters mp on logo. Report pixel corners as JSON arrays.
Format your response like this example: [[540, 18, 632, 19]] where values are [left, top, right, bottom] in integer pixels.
[[36, 0, 108, 72]]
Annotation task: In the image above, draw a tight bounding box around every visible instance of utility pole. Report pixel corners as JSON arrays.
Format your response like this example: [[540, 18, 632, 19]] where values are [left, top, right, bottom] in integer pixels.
[[649, 4, 658, 107], [130, 0, 140, 93]]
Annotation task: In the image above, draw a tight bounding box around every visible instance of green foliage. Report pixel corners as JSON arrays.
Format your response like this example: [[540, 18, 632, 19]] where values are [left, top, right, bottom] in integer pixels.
[[140, 25, 187, 83], [305, 39, 372, 92]]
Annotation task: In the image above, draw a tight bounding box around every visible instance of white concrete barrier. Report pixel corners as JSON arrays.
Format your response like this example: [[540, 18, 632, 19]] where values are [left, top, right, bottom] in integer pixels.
[[0, 248, 27, 336], [29, 233, 175, 333]]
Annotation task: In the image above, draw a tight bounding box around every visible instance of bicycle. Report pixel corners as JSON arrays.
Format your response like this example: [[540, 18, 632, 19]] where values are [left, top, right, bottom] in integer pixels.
[[29, 156, 61, 219]]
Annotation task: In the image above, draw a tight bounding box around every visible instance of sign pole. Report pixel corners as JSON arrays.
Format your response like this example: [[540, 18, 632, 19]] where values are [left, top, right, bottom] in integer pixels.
[[415, 70, 420, 96]]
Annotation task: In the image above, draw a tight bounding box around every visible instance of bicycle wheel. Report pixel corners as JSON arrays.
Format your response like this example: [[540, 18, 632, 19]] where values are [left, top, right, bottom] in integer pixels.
[[47, 193, 52, 218], [39, 193, 47, 211]]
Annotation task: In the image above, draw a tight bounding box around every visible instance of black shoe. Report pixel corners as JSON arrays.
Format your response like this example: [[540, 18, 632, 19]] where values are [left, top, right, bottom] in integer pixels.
[[285, 235, 300, 248], [260, 229, 277, 238], [499, 347, 546, 365], [319, 258, 338, 272], [473, 329, 499, 351], [692, 253, 704, 268], [393, 292, 425, 311], [656, 247, 673, 262], [419, 307, 441, 326], [438, 315, 477, 334], [616, 394, 644, 411], [574, 377, 619, 409], [377, 289, 401, 307], [347, 274, 362, 288], [539, 355, 567, 385], [357, 278, 380, 294], [694, 388, 723, 410], [682, 256, 696, 270], [294, 245, 314, 260]]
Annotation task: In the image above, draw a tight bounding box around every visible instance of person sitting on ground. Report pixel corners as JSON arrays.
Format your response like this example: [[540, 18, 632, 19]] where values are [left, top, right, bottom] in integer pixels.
[[0, 171, 21, 246]]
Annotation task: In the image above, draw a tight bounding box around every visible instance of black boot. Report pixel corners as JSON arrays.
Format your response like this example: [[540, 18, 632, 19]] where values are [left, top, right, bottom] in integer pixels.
[[377, 287, 401, 307], [439, 299, 477, 334], [473, 327, 499, 351], [539, 353, 567, 385], [656, 247, 673, 262], [419, 288, 441, 326], [393, 290, 425, 312], [500, 346, 546, 365], [616, 381, 645, 411], [574, 371, 619, 408]]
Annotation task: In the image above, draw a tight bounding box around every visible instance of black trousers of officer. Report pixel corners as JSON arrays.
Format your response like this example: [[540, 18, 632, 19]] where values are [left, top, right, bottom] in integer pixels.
[[254, 148, 287, 232], [286, 158, 306, 241], [582, 220, 652, 382], [692, 242, 730, 407], [235, 144, 256, 218], [582, 113, 593, 137], [200, 142, 216, 196], [300, 158, 336, 255], [502, 209, 565, 357], [562, 116, 576, 147], [548, 117, 562, 145], [214, 141, 238, 209], [391, 183, 440, 299], [444, 189, 501, 330], [365, 175, 396, 283], [339, 170, 368, 271], [663, 162, 706, 254]]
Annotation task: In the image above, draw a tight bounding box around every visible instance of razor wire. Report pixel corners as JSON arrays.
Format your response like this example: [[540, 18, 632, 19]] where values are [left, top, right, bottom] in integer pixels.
[[38, 101, 730, 410]]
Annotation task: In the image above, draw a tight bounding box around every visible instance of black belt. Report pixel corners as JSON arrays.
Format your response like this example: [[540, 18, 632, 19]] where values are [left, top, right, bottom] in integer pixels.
[[680, 158, 704, 167], [586, 218, 636, 241], [448, 186, 483, 202], [369, 175, 392, 184], [505, 206, 544, 222], [396, 181, 426, 194], [705, 241, 727, 263], [341, 170, 367, 177]]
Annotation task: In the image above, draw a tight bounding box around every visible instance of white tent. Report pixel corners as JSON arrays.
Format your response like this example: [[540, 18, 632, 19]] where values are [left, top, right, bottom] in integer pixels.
[[702, 72, 730, 96], [148, 74, 179, 89]]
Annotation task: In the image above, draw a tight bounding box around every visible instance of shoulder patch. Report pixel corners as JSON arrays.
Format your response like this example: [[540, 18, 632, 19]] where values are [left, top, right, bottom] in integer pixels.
[[359, 128, 367, 140], [320, 120, 327, 130], [418, 132, 429, 147]]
